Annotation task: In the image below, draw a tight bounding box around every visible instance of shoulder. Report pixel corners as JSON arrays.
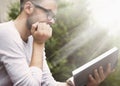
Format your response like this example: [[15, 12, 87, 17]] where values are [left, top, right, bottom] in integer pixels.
[[0, 21, 13, 30], [0, 21, 24, 52], [0, 21, 21, 42]]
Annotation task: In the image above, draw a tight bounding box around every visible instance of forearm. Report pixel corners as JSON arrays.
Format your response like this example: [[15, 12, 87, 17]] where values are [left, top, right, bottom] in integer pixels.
[[56, 82, 68, 86], [56, 79, 74, 86], [30, 22, 52, 69], [30, 41, 44, 69]]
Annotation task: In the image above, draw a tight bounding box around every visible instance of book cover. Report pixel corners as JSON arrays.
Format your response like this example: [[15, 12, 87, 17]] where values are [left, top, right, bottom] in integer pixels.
[[72, 47, 119, 86]]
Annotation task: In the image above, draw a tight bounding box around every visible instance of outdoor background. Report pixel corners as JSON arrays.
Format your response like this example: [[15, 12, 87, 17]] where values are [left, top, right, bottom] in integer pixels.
[[0, 0, 120, 86]]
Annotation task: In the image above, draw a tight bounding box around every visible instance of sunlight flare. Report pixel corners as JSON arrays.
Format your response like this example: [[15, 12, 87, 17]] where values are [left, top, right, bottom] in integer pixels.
[[88, 0, 120, 36]]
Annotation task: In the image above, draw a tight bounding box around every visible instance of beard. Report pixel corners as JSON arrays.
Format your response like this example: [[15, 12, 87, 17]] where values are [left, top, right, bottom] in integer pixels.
[[26, 16, 35, 30], [26, 12, 47, 30], [26, 12, 39, 30], [26, 18, 32, 30]]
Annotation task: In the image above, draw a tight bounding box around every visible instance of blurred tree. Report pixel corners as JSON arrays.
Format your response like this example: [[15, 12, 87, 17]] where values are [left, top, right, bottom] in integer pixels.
[[45, 0, 91, 81]]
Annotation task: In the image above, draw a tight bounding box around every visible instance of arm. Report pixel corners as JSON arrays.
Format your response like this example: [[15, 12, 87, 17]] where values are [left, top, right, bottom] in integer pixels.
[[30, 22, 52, 69], [30, 41, 44, 69], [0, 22, 52, 86], [0, 36, 42, 86]]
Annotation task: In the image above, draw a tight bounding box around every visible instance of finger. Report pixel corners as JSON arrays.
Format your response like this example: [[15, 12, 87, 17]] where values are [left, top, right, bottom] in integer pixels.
[[99, 66, 105, 81], [48, 26, 52, 37], [42, 24, 52, 37], [88, 74, 96, 83], [38, 23, 43, 31], [94, 69, 101, 83], [105, 63, 111, 77], [31, 22, 39, 34]]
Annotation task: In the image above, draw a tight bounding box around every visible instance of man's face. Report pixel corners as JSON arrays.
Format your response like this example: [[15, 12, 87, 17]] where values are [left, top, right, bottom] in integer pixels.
[[26, 0, 57, 29]]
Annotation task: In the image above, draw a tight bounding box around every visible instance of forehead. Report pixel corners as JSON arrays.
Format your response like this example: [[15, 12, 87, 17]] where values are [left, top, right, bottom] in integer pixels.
[[39, 0, 57, 14]]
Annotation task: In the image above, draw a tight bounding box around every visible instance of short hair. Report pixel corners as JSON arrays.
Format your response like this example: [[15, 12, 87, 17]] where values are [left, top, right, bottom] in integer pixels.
[[20, 0, 42, 12]]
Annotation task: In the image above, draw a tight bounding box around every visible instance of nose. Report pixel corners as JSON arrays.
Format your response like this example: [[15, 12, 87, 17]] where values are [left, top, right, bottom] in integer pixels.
[[47, 18, 55, 25]]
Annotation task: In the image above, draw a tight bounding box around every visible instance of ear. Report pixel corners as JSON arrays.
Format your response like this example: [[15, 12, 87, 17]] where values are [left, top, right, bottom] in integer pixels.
[[23, 1, 34, 15]]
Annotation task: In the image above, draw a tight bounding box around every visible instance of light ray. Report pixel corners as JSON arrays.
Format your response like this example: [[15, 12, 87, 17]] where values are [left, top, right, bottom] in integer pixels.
[[52, 0, 120, 65]]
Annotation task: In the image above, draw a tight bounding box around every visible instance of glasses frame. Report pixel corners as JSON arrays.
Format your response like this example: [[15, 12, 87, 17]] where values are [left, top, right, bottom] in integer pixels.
[[31, 2, 56, 21]]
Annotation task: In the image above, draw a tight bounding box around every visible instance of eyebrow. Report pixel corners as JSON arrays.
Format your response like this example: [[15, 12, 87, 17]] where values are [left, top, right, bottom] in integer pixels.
[[31, 1, 56, 17], [31, 1, 50, 12]]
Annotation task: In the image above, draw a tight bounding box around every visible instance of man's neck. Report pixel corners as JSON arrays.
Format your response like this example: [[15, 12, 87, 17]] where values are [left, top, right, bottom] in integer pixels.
[[14, 15, 31, 43]]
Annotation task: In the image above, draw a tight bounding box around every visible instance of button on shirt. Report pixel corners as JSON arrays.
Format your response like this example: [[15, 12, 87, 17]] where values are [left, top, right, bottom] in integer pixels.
[[0, 21, 57, 86]]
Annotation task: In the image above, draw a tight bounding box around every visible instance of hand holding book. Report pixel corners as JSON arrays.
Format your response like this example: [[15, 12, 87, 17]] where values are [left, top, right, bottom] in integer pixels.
[[67, 63, 114, 86], [86, 63, 113, 86], [67, 47, 118, 86]]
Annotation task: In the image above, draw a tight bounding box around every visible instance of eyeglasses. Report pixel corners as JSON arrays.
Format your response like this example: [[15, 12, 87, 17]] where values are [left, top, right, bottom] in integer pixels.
[[31, 2, 56, 21]]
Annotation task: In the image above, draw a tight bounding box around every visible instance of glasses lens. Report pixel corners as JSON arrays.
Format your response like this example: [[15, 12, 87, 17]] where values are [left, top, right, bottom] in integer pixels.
[[31, 2, 56, 21], [47, 10, 56, 21]]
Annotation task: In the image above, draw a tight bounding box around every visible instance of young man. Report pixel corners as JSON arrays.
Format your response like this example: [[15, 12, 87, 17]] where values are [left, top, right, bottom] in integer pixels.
[[0, 0, 112, 86]]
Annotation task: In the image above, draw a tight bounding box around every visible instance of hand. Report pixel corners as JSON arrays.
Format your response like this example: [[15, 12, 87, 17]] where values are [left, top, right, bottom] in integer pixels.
[[31, 22, 52, 44], [86, 63, 114, 86]]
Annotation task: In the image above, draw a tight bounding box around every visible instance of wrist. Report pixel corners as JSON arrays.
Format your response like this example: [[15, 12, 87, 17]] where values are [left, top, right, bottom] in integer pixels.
[[66, 77, 75, 86], [33, 37, 46, 44], [33, 40, 45, 47], [66, 80, 74, 86]]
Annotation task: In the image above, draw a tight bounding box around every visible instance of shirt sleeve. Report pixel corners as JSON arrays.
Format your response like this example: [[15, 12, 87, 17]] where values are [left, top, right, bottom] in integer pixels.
[[0, 35, 42, 86], [41, 52, 57, 86]]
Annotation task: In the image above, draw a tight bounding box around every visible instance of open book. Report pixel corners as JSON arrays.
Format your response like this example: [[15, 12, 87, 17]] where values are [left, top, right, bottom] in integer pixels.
[[72, 47, 119, 86]]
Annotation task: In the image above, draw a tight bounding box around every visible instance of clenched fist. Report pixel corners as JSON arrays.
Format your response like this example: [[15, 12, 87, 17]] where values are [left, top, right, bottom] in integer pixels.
[[31, 22, 52, 44]]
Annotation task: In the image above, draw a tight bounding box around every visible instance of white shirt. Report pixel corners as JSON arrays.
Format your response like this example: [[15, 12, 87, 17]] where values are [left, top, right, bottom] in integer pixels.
[[0, 21, 57, 86]]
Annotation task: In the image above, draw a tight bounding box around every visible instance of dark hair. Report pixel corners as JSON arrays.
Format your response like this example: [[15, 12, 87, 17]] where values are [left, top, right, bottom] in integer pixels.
[[20, 0, 42, 12], [20, 0, 27, 12], [20, 0, 56, 12]]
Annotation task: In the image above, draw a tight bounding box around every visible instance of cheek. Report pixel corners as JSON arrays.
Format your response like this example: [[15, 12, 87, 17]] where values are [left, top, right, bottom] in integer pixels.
[[26, 15, 38, 29], [35, 10, 48, 21], [26, 11, 47, 29], [30, 14, 47, 22], [27, 15, 39, 25], [36, 14, 47, 21], [26, 15, 45, 29]]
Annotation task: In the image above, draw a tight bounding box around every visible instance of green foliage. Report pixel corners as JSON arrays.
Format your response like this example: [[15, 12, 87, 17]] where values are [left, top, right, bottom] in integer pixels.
[[45, 1, 90, 81], [8, 2, 20, 20]]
